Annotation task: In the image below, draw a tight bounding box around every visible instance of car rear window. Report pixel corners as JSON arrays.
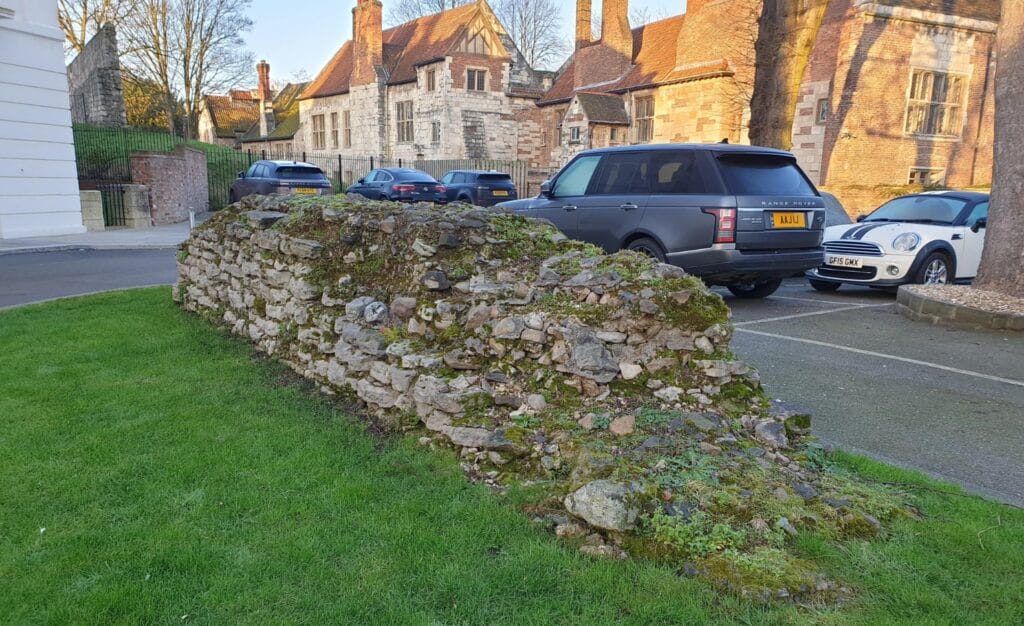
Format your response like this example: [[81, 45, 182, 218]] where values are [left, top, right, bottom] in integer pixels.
[[477, 173, 512, 182], [716, 154, 815, 196], [276, 166, 326, 181]]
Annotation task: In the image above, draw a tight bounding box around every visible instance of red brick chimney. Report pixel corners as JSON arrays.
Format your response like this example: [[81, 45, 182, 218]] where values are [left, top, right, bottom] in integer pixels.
[[576, 0, 592, 50], [256, 60, 271, 101], [352, 0, 383, 86], [601, 0, 632, 59]]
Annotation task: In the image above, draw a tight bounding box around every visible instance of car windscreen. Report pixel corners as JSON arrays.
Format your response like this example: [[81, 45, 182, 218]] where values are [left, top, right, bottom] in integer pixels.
[[864, 196, 966, 224], [276, 167, 327, 181], [716, 154, 815, 196], [477, 173, 512, 182], [398, 175, 438, 183]]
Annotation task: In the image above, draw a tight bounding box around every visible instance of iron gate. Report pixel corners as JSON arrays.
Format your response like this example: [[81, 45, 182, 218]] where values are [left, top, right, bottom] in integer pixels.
[[95, 183, 129, 227]]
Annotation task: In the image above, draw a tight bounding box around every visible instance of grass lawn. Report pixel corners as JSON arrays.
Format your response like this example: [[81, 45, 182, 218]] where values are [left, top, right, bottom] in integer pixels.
[[1, 288, 1021, 624]]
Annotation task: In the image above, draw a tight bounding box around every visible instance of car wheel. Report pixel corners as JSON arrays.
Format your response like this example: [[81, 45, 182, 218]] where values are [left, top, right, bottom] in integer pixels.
[[456, 194, 472, 203], [228, 190, 237, 204], [809, 279, 841, 292], [914, 252, 953, 285], [625, 237, 666, 263], [727, 279, 783, 299]]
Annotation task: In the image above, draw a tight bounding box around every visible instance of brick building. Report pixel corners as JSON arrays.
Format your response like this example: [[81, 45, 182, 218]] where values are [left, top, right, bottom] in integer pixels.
[[522, 0, 997, 213], [518, 0, 759, 174], [794, 0, 998, 212], [297, 0, 550, 163], [198, 60, 308, 151]]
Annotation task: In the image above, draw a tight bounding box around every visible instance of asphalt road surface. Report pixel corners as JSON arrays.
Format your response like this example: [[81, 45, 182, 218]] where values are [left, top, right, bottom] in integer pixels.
[[716, 279, 1024, 508], [2, 250, 1020, 506], [0, 249, 178, 308]]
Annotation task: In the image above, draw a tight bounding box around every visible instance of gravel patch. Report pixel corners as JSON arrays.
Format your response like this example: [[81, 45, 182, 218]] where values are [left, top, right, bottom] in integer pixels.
[[904, 285, 1024, 316]]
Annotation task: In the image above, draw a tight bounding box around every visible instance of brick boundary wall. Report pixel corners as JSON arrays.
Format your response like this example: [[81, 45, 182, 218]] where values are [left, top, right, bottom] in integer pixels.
[[130, 146, 209, 225]]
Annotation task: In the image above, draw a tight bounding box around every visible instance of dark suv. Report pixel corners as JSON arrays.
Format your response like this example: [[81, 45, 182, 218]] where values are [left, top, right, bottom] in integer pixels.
[[230, 160, 333, 202], [439, 170, 518, 206], [499, 144, 825, 298], [346, 168, 446, 203]]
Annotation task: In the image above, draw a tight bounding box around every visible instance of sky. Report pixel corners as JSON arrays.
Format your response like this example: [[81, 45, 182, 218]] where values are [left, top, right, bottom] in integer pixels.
[[243, 0, 683, 85]]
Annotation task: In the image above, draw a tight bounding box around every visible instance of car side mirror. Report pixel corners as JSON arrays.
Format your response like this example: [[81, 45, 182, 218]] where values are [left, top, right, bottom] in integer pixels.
[[539, 180, 553, 198], [971, 217, 987, 233], [856, 215, 866, 223], [237, 171, 245, 179]]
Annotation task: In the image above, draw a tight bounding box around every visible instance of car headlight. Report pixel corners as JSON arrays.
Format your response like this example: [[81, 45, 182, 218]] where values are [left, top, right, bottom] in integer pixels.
[[892, 232, 921, 252]]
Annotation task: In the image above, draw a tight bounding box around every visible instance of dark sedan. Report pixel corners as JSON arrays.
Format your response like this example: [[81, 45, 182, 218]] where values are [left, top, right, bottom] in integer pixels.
[[438, 170, 518, 206], [230, 160, 333, 203], [346, 168, 446, 203]]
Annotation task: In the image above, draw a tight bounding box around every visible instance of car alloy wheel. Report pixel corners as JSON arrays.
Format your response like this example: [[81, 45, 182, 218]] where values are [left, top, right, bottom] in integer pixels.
[[625, 237, 666, 263], [923, 258, 949, 284]]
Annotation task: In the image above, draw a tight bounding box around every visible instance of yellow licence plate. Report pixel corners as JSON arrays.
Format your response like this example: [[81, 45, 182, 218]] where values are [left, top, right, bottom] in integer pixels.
[[294, 188, 318, 195], [492, 190, 509, 196], [772, 212, 806, 228]]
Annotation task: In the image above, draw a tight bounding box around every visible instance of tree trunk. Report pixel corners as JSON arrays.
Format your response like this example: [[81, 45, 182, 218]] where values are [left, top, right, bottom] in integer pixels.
[[748, 0, 829, 150], [974, 1, 1024, 299]]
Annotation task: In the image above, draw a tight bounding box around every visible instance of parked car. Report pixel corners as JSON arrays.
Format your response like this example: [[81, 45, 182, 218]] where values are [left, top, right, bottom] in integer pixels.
[[230, 160, 333, 202], [806, 190, 989, 291], [497, 144, 826, 298], [822, 191, 853, 226], [438, 170, 518, 206], [346, 168, 446, 203]]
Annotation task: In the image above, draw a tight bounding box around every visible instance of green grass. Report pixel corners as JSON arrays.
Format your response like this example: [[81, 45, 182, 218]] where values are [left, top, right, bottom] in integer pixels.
[[1, 289, 1022, 624]]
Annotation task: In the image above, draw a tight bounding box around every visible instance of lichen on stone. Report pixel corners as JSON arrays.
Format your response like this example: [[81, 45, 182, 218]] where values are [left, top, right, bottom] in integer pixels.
[[176, 194, 909, 603]]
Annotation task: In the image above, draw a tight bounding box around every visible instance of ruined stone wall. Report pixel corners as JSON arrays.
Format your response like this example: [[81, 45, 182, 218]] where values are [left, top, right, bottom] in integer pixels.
[[176, 199, 745, 432], [67, 24, 126, 127], [173, 195, 905, 600]]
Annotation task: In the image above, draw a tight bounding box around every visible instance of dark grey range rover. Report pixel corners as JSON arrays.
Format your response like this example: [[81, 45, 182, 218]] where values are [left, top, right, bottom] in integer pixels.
[[499, 144, 825, 298]]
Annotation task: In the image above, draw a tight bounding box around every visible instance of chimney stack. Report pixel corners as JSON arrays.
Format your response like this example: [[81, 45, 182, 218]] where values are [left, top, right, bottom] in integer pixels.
[[256, 60, 271, 102], [576, 0, 592, 50], [601, 0, 632, 59], [352, 0, 384, 86]]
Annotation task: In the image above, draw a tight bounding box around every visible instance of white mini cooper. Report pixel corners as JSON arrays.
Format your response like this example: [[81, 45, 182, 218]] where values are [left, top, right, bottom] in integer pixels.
[[806, 191, 989, 291]]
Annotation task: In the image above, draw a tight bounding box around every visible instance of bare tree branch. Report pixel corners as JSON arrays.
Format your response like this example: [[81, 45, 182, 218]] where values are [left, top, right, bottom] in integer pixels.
[[58, 0, 141, 53], [387, 0, 472, 26], [120, 0, 253, 137], [493, 0, 570, 70]]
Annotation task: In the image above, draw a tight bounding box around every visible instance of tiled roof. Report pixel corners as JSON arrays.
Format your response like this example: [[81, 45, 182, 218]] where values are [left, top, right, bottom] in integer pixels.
[[539, 15, 729, 106], [241, 81, 310, 142], [229, 89, 258, 101], [302, 2, 500, 100], [576, 93, 629, 124], [872, 0, 1000, 22], [204, 94, 259, 138]]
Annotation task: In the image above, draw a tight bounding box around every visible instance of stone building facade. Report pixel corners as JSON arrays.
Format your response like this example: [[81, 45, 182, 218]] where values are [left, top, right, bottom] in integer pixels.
[[523, 0, 997, 213], [67, 24, 127, 127], [297, 0, 550, 163], [793, 0, 998, 212], [1, 0, 84, 238], [520, 0, 758, 175]]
